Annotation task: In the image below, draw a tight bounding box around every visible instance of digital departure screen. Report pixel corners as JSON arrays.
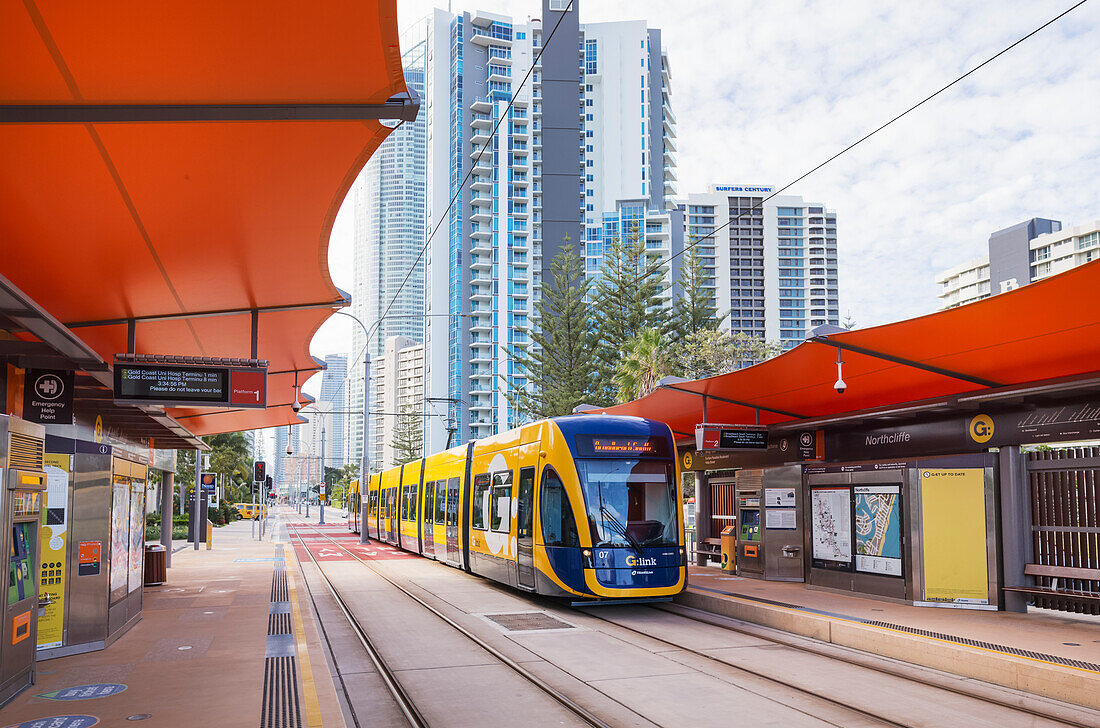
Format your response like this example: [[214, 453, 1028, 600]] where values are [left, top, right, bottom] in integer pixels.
[[113, 363, 268, 408], [719, 428, 768, 449], [575, 435, 670, 458], [115, 364, 228, 403]]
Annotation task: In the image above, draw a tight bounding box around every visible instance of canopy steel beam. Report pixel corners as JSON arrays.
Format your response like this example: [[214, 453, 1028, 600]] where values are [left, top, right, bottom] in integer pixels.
[[810, 337, 1002, 388], [659, 384, 806, 419], [64, 298, 348, 329], [0, 93, 420, 124]]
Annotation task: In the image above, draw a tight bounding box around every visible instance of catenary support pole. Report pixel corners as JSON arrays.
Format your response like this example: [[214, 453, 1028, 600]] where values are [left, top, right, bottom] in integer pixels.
[[360, 351, 371, 544], [319, 423, 326, 525]]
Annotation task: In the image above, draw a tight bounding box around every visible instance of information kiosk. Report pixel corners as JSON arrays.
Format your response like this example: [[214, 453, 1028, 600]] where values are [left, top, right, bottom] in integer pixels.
[[0, 416, 47, 706]]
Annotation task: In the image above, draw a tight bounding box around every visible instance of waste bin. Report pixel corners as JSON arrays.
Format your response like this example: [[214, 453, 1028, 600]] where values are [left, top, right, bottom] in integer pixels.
[[144, 543, 167, 586], [720, 525, 737, 573]]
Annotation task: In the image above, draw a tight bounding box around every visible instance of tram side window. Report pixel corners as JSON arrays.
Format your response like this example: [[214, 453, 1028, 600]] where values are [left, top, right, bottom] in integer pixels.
[[435, 480, 447, 524], [446, 477, 460, 527], [424, 481, 435, 523], [490, 471, 512, 533], [409, 483, 417, 521], [403, 486, 411, 520], [540, 467, 579, 547], [472, 474, 491, 530]]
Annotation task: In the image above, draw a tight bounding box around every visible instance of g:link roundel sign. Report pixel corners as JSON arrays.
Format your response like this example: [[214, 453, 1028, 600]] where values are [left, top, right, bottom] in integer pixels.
[[968, 414, 994, 444]]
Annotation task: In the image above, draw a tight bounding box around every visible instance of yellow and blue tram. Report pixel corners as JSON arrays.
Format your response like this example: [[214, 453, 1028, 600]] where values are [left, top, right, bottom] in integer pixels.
[[348, 415, 686, 600]]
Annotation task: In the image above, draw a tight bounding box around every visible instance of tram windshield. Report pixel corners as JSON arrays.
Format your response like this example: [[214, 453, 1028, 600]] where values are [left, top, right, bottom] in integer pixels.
[[577, 458, 678, 549]]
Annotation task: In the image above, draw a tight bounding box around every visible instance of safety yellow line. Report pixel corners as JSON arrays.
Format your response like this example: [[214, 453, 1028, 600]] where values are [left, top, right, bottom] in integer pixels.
[[690, 585, 1100, 675], [286, 530, 325, 727]]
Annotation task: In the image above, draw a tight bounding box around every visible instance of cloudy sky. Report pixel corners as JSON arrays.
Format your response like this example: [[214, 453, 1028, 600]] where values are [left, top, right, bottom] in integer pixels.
[[306, 0, 1099, 394]]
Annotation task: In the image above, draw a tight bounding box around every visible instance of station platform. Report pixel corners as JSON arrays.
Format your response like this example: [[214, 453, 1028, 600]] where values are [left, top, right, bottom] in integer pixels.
[[0, 509, 346, 728], [682, 565, 1100, 709]]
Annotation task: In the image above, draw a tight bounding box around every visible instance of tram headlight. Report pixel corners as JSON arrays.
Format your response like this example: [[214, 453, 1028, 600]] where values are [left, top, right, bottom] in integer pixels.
[[679, 546, 687, 566], [581, 548, 593, 569]]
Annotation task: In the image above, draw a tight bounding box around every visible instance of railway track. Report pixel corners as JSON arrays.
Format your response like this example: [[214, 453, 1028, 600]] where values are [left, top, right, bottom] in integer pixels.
[[286, 519, 616, 728], [286, 517, 1098, 728]]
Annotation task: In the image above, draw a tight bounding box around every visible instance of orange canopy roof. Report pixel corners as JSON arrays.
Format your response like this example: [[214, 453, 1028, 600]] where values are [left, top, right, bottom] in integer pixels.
[[599, 260, 1100, 440], [1, 0, 409, 437]]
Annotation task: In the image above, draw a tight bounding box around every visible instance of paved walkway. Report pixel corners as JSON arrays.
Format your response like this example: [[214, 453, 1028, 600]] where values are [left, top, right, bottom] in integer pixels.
[[0, 511, 344, 728]]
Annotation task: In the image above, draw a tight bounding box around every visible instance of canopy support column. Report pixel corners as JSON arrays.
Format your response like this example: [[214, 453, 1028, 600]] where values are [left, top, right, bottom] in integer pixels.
[[250, 309, 259, 360]]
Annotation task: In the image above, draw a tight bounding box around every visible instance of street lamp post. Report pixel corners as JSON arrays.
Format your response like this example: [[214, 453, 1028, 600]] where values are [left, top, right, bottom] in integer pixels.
[[334, 310, 471, 544], [319, 421, 326, 525]]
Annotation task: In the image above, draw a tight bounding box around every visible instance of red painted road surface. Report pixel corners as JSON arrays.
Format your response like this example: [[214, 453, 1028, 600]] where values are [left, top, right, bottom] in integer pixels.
[[288, 525, 418, 562]]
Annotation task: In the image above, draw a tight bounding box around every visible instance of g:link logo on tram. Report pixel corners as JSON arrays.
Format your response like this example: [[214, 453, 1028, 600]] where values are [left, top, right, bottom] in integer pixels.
[[625, 555, 658, 567]]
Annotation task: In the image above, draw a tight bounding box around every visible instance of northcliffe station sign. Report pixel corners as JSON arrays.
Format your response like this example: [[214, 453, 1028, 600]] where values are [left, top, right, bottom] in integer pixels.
[[113, 359, 267, 408]]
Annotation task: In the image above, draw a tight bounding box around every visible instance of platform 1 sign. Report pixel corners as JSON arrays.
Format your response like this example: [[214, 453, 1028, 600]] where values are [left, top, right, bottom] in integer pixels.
[[113, 362, 266, 408]]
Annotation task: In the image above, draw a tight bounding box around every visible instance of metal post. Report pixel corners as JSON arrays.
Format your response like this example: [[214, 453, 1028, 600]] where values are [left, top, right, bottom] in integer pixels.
[[161, 471, 174, 568], [194, 448, 201, 550], [999, 445, 1031, 613], [360, 351, 370, 543], [695, 471, 710, 567], [251, 478, 257, 540], [320, 423, 326, 525]]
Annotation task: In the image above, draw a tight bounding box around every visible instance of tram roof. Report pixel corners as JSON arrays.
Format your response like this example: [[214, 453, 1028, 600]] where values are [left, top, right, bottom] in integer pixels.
[[1, 1, 410, 442], [596, 260, 1100, 442]]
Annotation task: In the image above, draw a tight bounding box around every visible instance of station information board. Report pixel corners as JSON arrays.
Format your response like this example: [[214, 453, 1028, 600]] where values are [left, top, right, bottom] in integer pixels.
[[695, 423, 769, 450], [113, 362, 267, 408]]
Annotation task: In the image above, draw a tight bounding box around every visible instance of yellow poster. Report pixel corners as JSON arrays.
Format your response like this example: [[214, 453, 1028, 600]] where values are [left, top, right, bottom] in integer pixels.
[[38, 453, 71, 649], [920, 468, 989, 605]]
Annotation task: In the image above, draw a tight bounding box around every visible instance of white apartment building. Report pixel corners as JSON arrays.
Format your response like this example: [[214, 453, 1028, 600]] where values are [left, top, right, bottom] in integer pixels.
[[682, 185, 839, 349], [374, 335, 426, 471], [934, 218, 1100, 309], [936, 258, 991, 309], [1029, 221, 1100, 280]]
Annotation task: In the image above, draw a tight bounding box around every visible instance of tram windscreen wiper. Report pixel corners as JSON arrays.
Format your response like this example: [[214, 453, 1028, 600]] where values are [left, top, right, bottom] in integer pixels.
[[600, 505, 643, 555]]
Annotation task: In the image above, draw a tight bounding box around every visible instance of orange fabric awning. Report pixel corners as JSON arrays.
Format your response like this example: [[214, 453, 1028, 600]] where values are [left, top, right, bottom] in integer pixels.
[[1, 1, 408, 437], [600, 260, 1100, 440]]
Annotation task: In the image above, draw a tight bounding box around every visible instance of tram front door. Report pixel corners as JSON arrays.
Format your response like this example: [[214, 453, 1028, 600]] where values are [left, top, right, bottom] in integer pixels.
[[516, 467, 535, 590]]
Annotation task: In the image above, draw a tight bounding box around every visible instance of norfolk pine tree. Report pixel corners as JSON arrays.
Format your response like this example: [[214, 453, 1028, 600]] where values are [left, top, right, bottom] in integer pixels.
[[593, 222, 673, 399], [510, 242, 599, 419], [391, 404, 422, 466], [673, 240, 723, 338]]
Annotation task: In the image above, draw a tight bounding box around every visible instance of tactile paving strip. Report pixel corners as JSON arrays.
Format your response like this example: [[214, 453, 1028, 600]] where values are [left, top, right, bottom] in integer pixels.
[[863, 620, 1100, 673], [262, 546, 302, 728], [483, 612, 575, 631]]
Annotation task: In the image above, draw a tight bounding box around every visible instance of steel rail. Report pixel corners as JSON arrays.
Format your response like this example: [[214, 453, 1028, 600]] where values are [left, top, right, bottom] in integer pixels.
[[289, 520, 613, 728], [652, 603, 1097, 728], [287, 517, 429, 728]]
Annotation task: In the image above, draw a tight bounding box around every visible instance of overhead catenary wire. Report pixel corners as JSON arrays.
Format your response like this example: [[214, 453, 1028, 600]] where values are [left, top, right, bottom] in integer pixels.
[[632, 0, 1091, 286]]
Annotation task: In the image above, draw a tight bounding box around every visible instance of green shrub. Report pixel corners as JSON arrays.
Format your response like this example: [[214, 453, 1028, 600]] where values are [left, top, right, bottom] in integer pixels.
[[172, 514, 189, 526], [145, 523, 160, 540], [207, 507, 225, 527], [146, 513, 161, 526], [171, 524, 188, 539]]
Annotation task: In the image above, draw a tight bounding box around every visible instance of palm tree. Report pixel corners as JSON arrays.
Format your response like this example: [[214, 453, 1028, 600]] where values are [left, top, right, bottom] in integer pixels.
[[614, 329, 674, 402]]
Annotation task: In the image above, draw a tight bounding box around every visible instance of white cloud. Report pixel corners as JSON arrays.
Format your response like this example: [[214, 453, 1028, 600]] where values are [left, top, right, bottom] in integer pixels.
[[311, 0, 1100, 370]]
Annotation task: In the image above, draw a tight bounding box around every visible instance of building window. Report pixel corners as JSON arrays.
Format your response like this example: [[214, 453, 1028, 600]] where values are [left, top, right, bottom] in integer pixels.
[[585, 39, 597, 74]]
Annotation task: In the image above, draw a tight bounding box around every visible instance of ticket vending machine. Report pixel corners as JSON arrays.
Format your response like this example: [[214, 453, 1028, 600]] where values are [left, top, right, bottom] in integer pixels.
[[0, 416, 47, 706], [736, 490, 764, 577]]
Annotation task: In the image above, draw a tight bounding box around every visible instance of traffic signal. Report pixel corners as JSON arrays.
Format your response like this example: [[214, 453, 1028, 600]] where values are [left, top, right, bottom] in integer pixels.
[[254, 460, 266, 482], [266, 475, 273, 496]]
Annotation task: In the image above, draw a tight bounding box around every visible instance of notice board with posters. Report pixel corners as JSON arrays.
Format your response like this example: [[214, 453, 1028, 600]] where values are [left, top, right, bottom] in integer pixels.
[[919, 468, 990, 606]]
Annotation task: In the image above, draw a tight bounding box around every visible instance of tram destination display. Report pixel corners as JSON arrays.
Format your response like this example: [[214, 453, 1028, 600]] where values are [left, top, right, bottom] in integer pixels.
[[113, 362, 267, 408]]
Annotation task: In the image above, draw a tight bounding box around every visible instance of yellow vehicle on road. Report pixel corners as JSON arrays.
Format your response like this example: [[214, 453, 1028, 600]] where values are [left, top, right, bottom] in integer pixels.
[[235, 502, 267, 520]]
